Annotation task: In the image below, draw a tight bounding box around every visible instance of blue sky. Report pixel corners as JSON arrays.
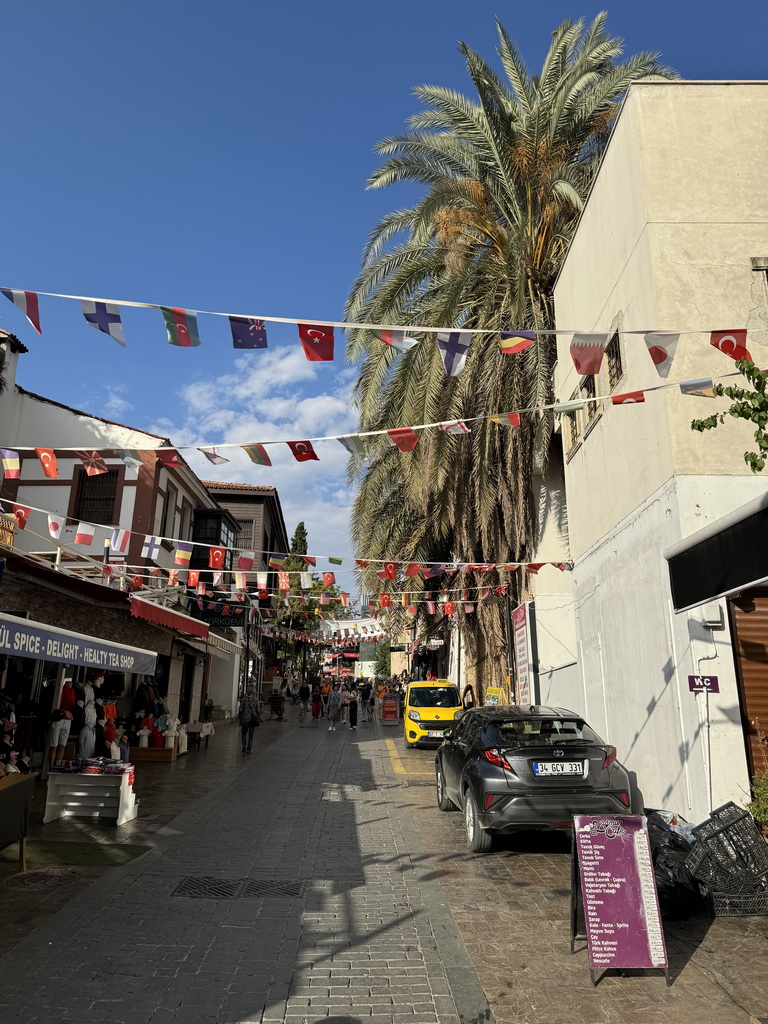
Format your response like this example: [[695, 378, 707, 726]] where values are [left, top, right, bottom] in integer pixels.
[[3, 0, 766, 559]]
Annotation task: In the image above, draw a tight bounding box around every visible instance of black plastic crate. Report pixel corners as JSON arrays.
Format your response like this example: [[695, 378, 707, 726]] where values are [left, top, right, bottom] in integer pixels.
[[709, 888, 768, 917], [691, 802, 768, 879]]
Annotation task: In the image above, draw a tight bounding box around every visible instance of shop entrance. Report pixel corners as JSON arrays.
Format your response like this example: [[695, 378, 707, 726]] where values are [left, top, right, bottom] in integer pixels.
[[178, 653, 197, 724], [729, 588, 768, 777]]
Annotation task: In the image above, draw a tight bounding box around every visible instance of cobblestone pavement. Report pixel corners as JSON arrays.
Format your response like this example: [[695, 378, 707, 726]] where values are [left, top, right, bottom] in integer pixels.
[[0, 715, 490, 1024], [2, 713, 768, 1024], [395, 741, 768, 1024]]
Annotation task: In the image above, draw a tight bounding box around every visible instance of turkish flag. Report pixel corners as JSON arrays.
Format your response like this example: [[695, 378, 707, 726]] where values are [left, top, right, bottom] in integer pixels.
[[188, 570, 200, 587], [257, 588, 269, 600], [611, 391, 645, 405], [710, 329, 751, 362], [287, 440, 319, 462], [384, 562, 397, 579], [322, 571, 336, 586], [35, 448, 58, 478], [209, 547, 226, 569], [444, 601, 456, 615], [379, 593, 392, 608], [12, 505, 30, 530], [156, 449, 184, 468], [298, 324, 334, 361], [132, 575, 142, 588], [525, 563, 544, 575], [387, 428, 419, 452], [221, 605, 231, 615]]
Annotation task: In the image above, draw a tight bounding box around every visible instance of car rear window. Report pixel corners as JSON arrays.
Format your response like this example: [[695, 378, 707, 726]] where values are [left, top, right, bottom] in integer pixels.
[[487, 718, 602, 746], [408, 686, 461, 708]]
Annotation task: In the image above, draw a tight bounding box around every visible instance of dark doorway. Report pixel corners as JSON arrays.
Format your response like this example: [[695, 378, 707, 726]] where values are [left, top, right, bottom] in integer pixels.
[[178, 653, 197, 724]]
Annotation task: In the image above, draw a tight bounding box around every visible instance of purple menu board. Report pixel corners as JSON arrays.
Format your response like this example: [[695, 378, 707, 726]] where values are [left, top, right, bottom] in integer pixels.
[[574, 815, 667, 973]]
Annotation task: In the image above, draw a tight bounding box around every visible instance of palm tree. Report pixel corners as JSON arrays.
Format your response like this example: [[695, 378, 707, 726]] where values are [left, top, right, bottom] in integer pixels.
[[346, 15, 676, 691]]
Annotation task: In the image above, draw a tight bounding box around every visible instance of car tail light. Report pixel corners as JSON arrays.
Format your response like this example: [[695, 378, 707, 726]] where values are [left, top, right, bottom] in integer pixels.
[[482, 748, 511, 770], [484, 794, 495, 810], [619, 791, 629, 806], [600, 745, 617, 768]]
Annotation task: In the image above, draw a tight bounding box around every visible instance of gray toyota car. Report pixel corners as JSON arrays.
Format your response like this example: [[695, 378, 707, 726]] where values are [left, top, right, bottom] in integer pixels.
[[435, 704, 639, 852]]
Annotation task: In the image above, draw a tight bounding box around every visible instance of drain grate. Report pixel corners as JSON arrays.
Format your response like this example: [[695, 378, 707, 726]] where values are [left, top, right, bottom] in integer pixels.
[[172, 876, 243, 899], [172, 876, 308, 900], [241, 879, 307, 898]]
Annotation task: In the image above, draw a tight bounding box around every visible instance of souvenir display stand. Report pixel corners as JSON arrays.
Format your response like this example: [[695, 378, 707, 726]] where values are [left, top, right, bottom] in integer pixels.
[[44, 762, 138, 827]]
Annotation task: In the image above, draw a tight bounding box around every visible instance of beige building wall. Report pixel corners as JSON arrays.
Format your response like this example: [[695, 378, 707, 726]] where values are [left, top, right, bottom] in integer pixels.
[[548, 82, 768, 819]]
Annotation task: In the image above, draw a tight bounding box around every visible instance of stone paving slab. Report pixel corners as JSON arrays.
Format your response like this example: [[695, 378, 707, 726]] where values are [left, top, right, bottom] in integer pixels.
[[396, 745, 768, 1024], [0, 717, 490, 1024]]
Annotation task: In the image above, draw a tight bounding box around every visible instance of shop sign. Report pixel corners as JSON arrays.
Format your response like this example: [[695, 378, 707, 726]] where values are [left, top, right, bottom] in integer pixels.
[[687, 674, 719, 693], [573, 815, 667, 977], [382, 695, 400, 723], [0, 613, 157, 675], [512, 602, 538, 704]]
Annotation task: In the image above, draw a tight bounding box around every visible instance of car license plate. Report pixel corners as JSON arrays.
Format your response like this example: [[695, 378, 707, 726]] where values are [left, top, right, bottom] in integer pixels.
[[533, 761, 583, 776], [427, 730, 445, 738]]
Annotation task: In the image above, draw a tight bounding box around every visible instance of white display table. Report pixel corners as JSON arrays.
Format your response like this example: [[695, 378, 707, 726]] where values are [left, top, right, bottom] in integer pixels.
[[44, 772, 139, 826]]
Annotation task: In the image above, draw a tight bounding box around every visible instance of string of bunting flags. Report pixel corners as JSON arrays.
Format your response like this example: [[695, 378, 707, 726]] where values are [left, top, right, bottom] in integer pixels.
[[0, 361, 754, 475], [0, 286, 759, 378], [0, 496, 568, 578]]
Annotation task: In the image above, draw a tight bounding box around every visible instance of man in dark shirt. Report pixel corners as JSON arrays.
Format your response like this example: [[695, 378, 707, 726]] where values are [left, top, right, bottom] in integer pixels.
[[360, 679, 373, 723]]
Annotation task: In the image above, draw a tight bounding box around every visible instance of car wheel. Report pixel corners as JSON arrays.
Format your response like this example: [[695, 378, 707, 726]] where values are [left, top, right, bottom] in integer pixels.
[[464, 789, 493, 852], [436, 765, 457, 811]]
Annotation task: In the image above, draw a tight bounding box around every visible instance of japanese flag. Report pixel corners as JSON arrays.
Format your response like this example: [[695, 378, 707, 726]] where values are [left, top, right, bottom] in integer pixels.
[[48, 513, 64, 538], [644, 332, 679, 377]]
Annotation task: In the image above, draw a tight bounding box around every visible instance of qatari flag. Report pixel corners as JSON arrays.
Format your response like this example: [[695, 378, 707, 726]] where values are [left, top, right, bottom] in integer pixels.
[[1, 288, 42, 334], [570, 333, 608, 375], [230, 316, 268, 349]]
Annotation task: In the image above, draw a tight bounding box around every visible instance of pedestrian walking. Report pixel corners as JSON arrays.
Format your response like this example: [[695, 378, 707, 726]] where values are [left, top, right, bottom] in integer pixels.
[[321, 678, 332, 719], [376, 678, 388, 719], [297, 679, 311, 723], [311, 682, 322, 724], [340, 682, 352, 725], [237, 684, 261, 754], [348, 683, 359, 731], [326, 684, 342, 732], [360, 678, 373, 723]]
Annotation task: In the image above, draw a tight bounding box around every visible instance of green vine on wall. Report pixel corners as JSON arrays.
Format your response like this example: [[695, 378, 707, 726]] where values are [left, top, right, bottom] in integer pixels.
[[691, 359, 768, 473]]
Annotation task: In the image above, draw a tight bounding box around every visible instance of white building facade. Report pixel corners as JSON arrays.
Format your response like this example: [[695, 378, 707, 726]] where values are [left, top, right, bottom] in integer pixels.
[[536, 81, 768, 820]]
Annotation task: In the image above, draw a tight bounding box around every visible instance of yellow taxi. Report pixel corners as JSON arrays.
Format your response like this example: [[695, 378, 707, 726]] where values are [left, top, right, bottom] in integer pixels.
[[404, 679, 464, 748]]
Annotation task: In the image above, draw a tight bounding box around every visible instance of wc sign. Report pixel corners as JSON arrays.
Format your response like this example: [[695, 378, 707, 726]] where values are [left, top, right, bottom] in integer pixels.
[[688, 675, 720, 693]]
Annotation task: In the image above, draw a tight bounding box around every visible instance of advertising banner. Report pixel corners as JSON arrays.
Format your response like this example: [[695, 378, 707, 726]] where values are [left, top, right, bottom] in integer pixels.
[[512, 602, 538, 704], [0, 612, 157, 675], [573, 815, 668, 981]]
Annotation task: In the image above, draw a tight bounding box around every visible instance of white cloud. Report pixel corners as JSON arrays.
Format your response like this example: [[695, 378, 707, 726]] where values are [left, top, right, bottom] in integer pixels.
[[100, 384, 133, 420], [152, 345, 360, 559]]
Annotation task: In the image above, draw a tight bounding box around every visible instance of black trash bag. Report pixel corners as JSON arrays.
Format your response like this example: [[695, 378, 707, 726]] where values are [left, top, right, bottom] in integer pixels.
[[646, 810, 705, 918]]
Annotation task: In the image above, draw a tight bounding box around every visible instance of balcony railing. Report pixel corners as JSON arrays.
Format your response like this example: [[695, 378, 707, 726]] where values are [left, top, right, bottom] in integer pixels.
[[0, 513, 15, 548]]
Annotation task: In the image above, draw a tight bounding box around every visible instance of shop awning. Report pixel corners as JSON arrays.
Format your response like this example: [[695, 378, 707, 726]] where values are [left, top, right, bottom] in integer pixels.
[[664, 492, 768, 612], [130, 598, 209, 638], [0, 612, 157, 675]]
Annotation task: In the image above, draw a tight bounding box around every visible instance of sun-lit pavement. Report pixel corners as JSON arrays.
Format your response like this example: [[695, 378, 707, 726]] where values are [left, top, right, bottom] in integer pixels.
[[2, 710, 768, 1024], [395, 740, 768, 1024]]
